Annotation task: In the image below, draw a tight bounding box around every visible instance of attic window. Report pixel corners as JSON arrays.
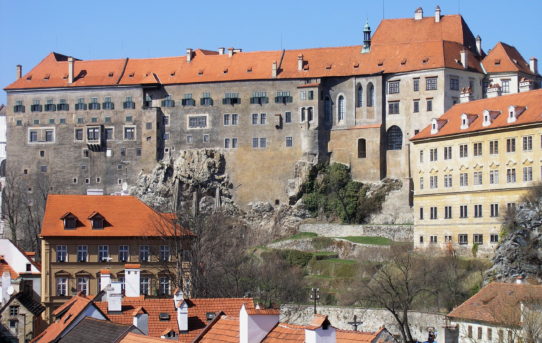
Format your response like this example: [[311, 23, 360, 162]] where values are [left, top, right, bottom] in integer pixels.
[[401, 58, 407, 65], [198, 70, 204, 76], [247, 67, 252, 73], [422, 58, 429, 64], [353, 63, 359, 68], [170, 71, 176, 76], [325, 64, 332, 69], [44, 74, 50, 80], [89, 213, 105, 229], [494, 59, 501, 65], [223, 68, 228, 74], [26, 75, 32, 80], [63, 215, 77, 229], [159, 313, 170, 321], [129, 72, 135, 77], [108, 72, 114, 77]]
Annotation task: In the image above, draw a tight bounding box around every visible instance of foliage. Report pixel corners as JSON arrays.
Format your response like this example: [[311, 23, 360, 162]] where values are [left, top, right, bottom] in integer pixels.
[[274, 249, 314, 268], [301, 163, 399, 224], [273, 232, 318, 242], [340, 236, 393, 245], [311, 236, 335, 249]]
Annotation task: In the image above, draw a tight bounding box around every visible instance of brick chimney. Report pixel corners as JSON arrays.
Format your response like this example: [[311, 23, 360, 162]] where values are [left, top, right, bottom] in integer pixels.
[[132, 307, 149, 334], [125, 264, 141, 297], [68, 57, 74, 84], [298, 54, 304, 71], [239, 304, 279, 343], [16, 65, 22, 80], [272, 61, 278, 78], [530, 57, 538, 74], [460, 50, 468, 70], [414, 7, 423, 20], [434, 5, 441, 22], [186, 48, 193, 63], [475, 35, 482, 56]]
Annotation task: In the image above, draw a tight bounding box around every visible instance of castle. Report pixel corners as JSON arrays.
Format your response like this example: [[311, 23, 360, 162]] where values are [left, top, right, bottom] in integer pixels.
[[4, 6, 540, 209]]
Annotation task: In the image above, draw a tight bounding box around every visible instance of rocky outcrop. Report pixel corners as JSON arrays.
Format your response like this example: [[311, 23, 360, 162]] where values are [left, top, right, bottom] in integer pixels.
[[485, 193, 542, 282]]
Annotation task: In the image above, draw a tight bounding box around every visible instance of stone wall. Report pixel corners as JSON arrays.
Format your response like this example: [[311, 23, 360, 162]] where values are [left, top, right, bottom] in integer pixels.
[[299, 223, 413, 242], [281, 304, 453, 343]]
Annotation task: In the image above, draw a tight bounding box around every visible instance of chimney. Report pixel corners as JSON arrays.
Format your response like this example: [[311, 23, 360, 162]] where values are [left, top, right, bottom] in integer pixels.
[[460, 87, 474, 103], [304, 315, 336, 343], [132, 307, 149, 335], [186, 48, 193, 63], [218, 47, 225, 55], [228, 48, 234, 58], [486, 83, 502, 98], [272, 61, 278, 78], [233, 48, 242, 53], [414, 7, 423, 20], [475, 35, 482, 56], [434, 5, 441, 22], [1, 271, 11, 305], [68, 57, 74, 84], [106, 283, 122, 312], [239, 305, 280, 343], [125, 264, 141, 297], [16, 65, 22, 80], [100, 270, 111, 291], [460, 50, 468, 70], [362, 20, 371, 53], [519, 78, 534, 92], [530, 57, 538, 74], [176, 299, 189, 332], [298, 54, 304, 71]]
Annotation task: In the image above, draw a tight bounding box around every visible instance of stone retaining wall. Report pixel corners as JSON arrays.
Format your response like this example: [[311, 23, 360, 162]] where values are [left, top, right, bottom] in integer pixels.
[[299, 223, 413, 242]]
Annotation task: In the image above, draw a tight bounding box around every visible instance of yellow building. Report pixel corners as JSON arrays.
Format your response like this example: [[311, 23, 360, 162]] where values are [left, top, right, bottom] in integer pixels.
[[411, 89, 542, 256], [40, 195, 193, 321]]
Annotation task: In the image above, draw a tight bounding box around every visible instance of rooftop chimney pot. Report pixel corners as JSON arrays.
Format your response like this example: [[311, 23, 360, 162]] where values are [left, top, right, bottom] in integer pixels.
[[414, 7, 423, 20], [475, 35, 482, 56], [125, 265, 141, 297], [435, 5, 441, 22], [186, 48, 193, 63], [460, 50, 468, 70], [298, 54, 304, 71], [228, 48, 234, 58], [218, 47, 225, 55], [68, 57, 74, 84], [530, 57, 538, 75], [16, 65, 22, 80], [272, 61, 278, 78]]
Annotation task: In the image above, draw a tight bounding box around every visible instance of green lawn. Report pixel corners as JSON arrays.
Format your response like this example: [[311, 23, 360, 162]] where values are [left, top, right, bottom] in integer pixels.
[[338, 236, 393, 245]]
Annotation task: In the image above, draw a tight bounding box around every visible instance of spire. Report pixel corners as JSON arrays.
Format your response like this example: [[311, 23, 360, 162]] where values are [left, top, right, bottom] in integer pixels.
[[362, 19, 371, 54]]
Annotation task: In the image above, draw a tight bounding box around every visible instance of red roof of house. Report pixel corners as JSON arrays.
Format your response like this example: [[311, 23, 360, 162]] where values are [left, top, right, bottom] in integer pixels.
[[0, 256, 19, 279], [40, 195, 193, 238], [94, 297, 254, 342], [482, 42, 536, 75], [448, 282, 542, 326], [5, 14, 485, 91], [411, 89, 542, 141], [119, 333, 170, 342]]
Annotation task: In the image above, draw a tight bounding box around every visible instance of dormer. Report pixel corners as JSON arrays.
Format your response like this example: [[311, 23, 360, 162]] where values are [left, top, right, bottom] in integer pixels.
[[61, 212, 78, 230], [507, 105, 526, 123], [88, 212, 105, 229], [460, 113, 477, 130], [482, 110, 501, 127], [431, 118, 448, 134]]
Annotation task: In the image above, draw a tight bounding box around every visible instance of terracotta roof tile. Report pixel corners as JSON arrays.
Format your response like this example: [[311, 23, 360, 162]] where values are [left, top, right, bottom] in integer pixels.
[[119, 332, 170, 342], [482, 42, 536, 75], [0, 257, 19, 279], [245, 308, 280, 315], [412, 89, 542, 141], [40, 195, 193, 238]]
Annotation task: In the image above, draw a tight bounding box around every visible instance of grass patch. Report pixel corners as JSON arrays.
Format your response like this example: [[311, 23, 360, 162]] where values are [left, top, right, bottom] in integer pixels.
[[324, 258, 356, 264], [339, 236, 393, 245], [273, 232, 318, 242], [309, 258, 359, 278]]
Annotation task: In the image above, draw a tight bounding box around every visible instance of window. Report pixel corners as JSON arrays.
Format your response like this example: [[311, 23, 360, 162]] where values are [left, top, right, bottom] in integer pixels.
[[338, 95, 345, 121], [445, 206, 452, 219], [388, 80, 400, 94], [490, 170, 499, 184], [161, 95, 175, 107], [77, 245, 88, 262], [523, 166, 533, 181], [252, 113, 258, 125], [124, 127, 135, 140], [224, 138, 230, 149], [232, 138, 238, 148], [426, 77, 437, 90], [285, 112, 292, 123], [444, 235, 452, 243], [506, 138, 516, 152], [103, 96, 114, 109], [357, 139, 366, 158], [119, 245, 129, 262], [490, 234, 499, 243], [444, 174, 452, 188], [386, 126, 403, 150], [251, 91, 268, 104], [87, 127, 100, 141], [57, 277, 68, 296], [98, 245, 109, 262], [159, 277, 170, 295], [477, 326, 483, 340], [286, 136, 293, 147], [459, 234, 468, 245], [474, 234, 483, 245], [419, 177, 424, 190], [430, 235, 437, 244], [188, 116, 207, 129], [275, 91, 292, 103], [259, 138, 267, 148], [488, 328, 493, 341], [444, 146, 452, 160], [159, 245, 170, 262], [501, 79, 510, 93], [181, 94, 195, 106], [89, 97, 100, 110], [419, 207, 424, 220], [140, 245, 150, 262], [474, 172, 483, 185], [460, 205, 468, 218], [140, 277, 150, 295], [223, 114, 230, 126], [419, 236, 424, 244], [125, 116, 133, 122], [356, 84, 363, 107], [388, 101, 400, 115], [231, 114, 238, 125], [105, 128, 114, 140], [491, 203, 499, 217], [490, 140, 499, 154], [77, 276, 89, 295], [450, 77, 459, 90], [145, 122, 152, 130], [186, 135, 193, 144], [426, 98, 433, 112], [57, 245, 67, 262], [459, 144, 468, 158], [366, 83, 374, 107], [419, 150, 424, 163], [29, 130, 38, 142], [473, 142, 482, 156], [430, 207, 438, 220], [507, 168, 516, 183], [430, 175, 438, 189], [203, 134, 210, 143], [460, 173, 468, 187], [523, 136, 533, 151], [16, 120, 22, 126], [413, 100, 419, 113], [260, 113, 267, 125], [200, 92, 213, 106], [474, 204, 483, 217], [413, 78, 419, 91], [9, 306, 19, 316], [430, 148, 438, 161], [252, 137, 267, 148]]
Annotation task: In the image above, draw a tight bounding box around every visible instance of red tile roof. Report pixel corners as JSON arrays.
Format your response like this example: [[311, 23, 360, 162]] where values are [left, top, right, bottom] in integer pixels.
[[412, 89, 542, 141], [482, 42, 536, 75], [94, 297, 254, 342], [195, 315, 240, 343], [5, 14, 485, 91], [0, 256, 19, 279], [40, 195, 193, 238], [119, 333, 170, 342], [448, 282, 542, 326]]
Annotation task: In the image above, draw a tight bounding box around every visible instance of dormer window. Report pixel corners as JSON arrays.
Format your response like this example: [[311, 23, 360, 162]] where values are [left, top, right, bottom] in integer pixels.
[[431, 119, 438, 134], [460, 114, 469, 129], [88, 212, 105, 229], [61, 213, 78, 229], [507, 105, 526, 123]]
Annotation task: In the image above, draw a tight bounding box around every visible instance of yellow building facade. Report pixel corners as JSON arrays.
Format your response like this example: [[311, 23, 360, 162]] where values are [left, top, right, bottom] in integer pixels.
[[411, 89, 542, 256]]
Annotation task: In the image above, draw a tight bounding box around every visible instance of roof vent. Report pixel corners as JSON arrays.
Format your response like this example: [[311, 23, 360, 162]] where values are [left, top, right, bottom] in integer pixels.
[[434, 5, 441, 23], [159, 313, 171, 321]]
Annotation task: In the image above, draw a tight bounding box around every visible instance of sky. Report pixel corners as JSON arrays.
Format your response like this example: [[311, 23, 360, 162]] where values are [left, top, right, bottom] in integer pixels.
[[1, 0, 541, 104]]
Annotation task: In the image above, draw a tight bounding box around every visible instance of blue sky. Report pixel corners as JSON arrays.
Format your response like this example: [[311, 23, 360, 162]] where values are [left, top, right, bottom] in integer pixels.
[[1, 0, 541, 104]]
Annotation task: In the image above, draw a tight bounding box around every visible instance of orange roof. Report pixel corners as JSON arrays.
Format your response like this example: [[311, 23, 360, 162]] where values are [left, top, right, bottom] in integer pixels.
[[40, 195, 193, 238], [260, 322, 385, 343], [5, 14, 485, 91], [0, 257, 19, 279], [245, 308, 280, 315], [94, 297, 254, 342], [482, 42, 536, 75], [195, 315, 239, 343], [448, 282, 542, 326], [412, 89, 542, 141], [119, 332, 170, 342]]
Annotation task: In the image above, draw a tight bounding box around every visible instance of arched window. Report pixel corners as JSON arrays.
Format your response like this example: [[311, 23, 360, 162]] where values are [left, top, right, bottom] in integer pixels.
[[324, 96, 331, 123], [357, 139, 367, 158], [356, 84, 363, 107], [386, 126, 403, 150], [338, 95, 345, 122], [367, 83, 374, 107]]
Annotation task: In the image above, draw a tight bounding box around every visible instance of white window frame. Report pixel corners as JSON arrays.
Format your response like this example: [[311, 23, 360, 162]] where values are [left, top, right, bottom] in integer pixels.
[[77, 245, 88, 262], [119, 245, 129, 262], [57, 277, 68, 296], [140, 245, 150, 262], [57, 245, 68, 262], [98, 245, 109, 262], [186, 114, 209, 130]]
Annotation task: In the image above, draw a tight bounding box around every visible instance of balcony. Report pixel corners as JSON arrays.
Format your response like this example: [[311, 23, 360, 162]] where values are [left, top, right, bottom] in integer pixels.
[[222, 97, 241, 105], [250, 96, 269, 105], [181, 98, 195, 106], [88, 103, 101, 110], [200, 97, 213, 106], [30, 104, 43, 112], [123, 101, 135, 109], [44, 104, 56, 111], [102, 102, 115, 110], [75, 103, 87, 111], [13, 105, 25, 113], [275, 96, 293, 104], [57, 103, 69, 111]]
